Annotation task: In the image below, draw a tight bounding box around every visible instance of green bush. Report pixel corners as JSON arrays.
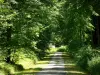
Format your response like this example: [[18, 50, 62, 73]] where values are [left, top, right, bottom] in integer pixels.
[[11, 48, 38, 64], [88, 56, 100, 75], [76, 45, 93, 69], [58, 46, 67, 52], [68, 39, 81, 52], [10, 48, 38, 69], [0, 62, 15, 74]]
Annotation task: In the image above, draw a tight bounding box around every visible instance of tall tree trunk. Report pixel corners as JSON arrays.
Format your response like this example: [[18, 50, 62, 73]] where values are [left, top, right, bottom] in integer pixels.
[[92, 16, 100, 47], [97, 16, 100, 46], [6, 26, 12, 63]]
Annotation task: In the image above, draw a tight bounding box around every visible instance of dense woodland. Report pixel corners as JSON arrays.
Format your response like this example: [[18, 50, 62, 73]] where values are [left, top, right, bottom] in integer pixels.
[[0, 0, 100, 75]]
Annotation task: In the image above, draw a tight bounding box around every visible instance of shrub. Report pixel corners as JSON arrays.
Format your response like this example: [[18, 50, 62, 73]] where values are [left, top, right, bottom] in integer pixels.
[[58, 46, 67, 52], [11, 48, 38, 64], [76, 45, 93, 69], [0, 62, 15, 74], [88, 56, 100, 75], [68, 39, 81, 52], [10, 48, 38, 69]]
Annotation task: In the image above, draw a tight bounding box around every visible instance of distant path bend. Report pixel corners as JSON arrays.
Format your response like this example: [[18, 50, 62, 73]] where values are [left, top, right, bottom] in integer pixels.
[[36, 52, 66, 75]]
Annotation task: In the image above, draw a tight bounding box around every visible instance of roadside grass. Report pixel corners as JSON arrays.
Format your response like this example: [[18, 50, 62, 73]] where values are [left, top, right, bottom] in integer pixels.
[[63, 52, 88, 75], [13, 48, 57, 75]]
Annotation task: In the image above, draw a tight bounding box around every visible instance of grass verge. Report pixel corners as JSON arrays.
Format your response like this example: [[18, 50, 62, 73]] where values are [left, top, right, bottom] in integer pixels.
[[13, 52, 55, 75], [63, 52, 88, 75]]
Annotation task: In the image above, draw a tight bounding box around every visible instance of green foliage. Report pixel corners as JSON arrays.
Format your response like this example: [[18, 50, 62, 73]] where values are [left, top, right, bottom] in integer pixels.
[[68, 39, 82, 53], [11, 48, 38, 64], [0, 0, 100, 74], [0, 62, 15, 74], [58, 46, 67, 52], [0, 0, 63, 73], [88, 56, 100, 75], [76, 45, 93, 69]]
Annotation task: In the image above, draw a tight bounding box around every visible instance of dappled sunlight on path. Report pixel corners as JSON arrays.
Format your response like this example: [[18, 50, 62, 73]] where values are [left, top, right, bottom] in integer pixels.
[[36, 52, 66, 75], [63, 53, 88, 75], [13, 52, 88, 75]]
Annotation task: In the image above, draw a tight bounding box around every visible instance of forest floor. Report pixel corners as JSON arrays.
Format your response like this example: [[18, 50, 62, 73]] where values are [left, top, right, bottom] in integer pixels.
[[14, 52, 88, 75]]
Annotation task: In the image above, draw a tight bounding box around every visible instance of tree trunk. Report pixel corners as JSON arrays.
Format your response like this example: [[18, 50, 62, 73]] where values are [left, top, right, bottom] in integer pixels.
[[6, 26, 12, 63], [92, 16, 100, 47], [97, 16, 100, 45]]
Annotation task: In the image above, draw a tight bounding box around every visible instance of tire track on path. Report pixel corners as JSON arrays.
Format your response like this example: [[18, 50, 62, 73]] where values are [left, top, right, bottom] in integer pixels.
[[36, 52, 66, 75]]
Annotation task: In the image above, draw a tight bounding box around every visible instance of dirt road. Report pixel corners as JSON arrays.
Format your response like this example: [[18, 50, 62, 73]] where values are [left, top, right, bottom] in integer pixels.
[[36, 52, 66, 75]]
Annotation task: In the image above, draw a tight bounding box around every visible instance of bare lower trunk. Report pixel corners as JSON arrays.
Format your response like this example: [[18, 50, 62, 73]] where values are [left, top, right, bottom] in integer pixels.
[[6, 26, 12, 63]]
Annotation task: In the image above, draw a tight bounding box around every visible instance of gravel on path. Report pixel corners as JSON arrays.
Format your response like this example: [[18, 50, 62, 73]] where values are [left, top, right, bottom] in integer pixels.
[[36, 52, 66, 75]]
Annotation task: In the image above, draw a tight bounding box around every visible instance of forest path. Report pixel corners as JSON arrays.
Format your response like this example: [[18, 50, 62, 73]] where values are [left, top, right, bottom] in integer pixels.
[[36, 52, 66, 75]]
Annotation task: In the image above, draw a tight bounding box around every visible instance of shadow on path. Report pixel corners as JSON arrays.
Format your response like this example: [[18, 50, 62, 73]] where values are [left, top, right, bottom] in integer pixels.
[[35, 52, 66, 75], [13, 52, 88, 75], [63, 52, 88, 75]]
